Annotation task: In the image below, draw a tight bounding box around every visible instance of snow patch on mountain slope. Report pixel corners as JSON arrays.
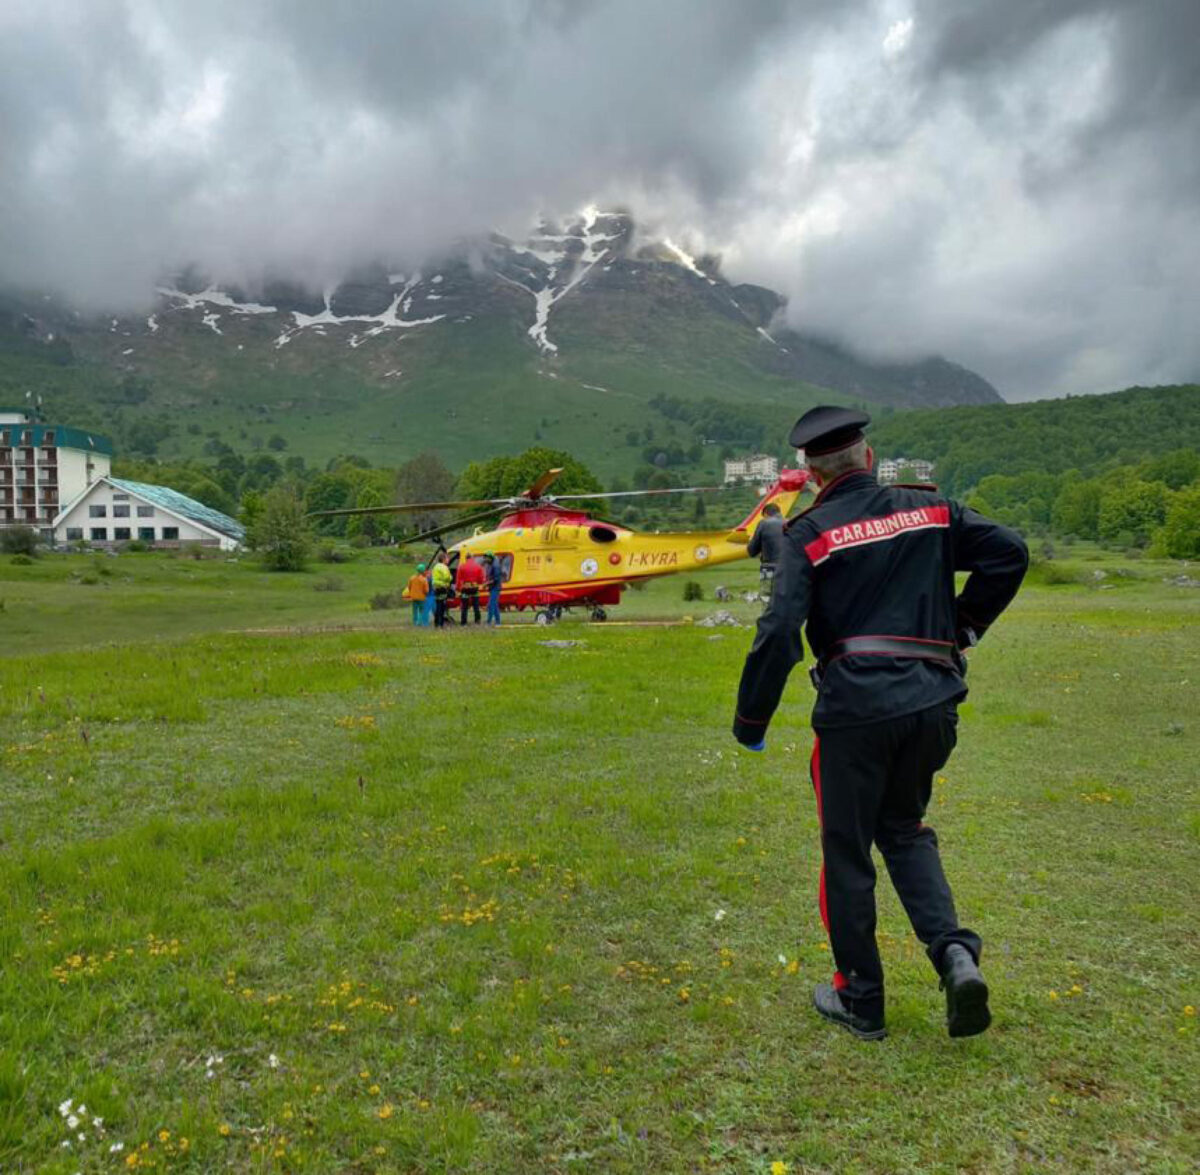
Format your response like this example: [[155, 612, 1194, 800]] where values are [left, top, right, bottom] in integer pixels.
[[501, 206, 624, 354], [158, 286, 277, 314], [275, 279, 445, 348], [662, 239, 717, 284]]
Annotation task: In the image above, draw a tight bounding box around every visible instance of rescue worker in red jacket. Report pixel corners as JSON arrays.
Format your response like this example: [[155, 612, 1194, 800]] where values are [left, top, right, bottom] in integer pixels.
[[732, 406, 1028, 1041], [455, 552, 486, 625]]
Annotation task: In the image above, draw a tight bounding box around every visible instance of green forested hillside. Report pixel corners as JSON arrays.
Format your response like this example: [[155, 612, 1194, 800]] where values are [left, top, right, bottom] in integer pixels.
[[869, 385, 1200, 496]]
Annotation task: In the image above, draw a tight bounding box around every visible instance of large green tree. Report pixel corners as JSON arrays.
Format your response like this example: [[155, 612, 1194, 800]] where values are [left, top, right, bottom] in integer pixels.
[[1152, 485, 1200, 558], [456, 447, 603, 501], [247, 486, 311, 571], [1097, 479, 1170, 547], [395, 452, 457, 533]]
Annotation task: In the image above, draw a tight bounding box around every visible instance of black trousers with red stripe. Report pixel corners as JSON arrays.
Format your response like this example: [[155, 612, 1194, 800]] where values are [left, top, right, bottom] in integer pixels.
[[810, 701, 981, 1022]]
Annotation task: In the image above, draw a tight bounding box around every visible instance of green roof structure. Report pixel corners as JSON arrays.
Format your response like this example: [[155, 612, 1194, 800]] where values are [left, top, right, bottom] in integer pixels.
[[0, 418, 114, 455], [107, 478, 245, 542]]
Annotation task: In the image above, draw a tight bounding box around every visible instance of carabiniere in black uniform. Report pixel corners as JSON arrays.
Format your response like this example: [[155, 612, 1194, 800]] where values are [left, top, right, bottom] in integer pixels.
[[733, 406, 1028, 1040]]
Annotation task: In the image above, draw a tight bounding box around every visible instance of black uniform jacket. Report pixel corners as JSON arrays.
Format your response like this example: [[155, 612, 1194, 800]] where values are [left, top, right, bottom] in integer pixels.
[[733, 471, 1028, 735], [747, 515, 784, 566]]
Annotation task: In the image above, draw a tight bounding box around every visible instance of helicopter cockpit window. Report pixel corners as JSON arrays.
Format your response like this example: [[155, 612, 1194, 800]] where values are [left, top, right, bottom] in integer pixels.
[[588, 525, 619, 544]]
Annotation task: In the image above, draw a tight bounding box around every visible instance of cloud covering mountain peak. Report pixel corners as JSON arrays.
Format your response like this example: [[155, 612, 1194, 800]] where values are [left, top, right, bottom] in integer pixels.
[[1, 0, 1197, 399]]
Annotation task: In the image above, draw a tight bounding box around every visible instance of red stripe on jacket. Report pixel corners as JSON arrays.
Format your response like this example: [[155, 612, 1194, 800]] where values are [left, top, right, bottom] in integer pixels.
[[804, 504, 950, 566]]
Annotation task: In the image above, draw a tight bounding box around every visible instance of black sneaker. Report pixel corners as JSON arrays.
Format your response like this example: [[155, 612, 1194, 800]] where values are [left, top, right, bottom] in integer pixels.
[[940, 944, 991, 1038], [812, 982, 887, 1041]]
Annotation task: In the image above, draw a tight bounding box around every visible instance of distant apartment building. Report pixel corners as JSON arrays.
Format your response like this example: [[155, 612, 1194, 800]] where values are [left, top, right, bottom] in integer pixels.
[[723, 453, 780, 485], [0, 408, 112, 540], [877, 456, 936, 484]]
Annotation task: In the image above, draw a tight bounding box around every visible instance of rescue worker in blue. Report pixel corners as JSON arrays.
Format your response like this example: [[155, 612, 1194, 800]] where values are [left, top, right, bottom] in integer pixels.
[[484, 551, 504, 626], [732, 406, 1028, 1040]]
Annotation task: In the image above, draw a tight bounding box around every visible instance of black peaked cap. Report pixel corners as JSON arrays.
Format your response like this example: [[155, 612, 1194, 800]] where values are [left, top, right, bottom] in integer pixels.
[[789, 406, 871, 454]]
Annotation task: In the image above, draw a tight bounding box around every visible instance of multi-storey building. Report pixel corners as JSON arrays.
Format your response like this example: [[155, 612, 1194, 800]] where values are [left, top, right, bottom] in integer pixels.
[[877, 456, 936, 484], [0, 408, 112, 540], [723, 453, 780, 485]]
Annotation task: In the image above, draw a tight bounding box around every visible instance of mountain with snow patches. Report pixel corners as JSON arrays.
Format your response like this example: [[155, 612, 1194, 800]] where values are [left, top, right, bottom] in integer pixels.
[[0, 210, 999, 476]]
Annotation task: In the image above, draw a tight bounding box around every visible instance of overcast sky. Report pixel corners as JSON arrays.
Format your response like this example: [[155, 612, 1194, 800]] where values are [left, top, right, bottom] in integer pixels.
[[1, 0, 1196, 400]]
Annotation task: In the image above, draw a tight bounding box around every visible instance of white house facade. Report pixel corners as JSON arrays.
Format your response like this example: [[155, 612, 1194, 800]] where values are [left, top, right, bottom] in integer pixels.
[[52, 476, 244, 551], [878, 457, 936, 484], [723, 453, 780, 485]]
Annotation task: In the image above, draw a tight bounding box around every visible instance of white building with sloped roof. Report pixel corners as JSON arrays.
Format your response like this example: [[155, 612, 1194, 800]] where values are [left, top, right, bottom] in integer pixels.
[[52, 476, 245, 551]]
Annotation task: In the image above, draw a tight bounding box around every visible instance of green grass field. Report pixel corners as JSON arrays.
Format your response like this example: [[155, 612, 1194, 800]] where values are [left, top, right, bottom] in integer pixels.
[[1, 550, 1198, 1172]]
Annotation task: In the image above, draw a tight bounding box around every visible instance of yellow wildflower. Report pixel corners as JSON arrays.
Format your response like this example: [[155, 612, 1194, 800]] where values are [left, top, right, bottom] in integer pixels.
[[771, 1163, 790, 1175], [369, 1084, 381, 1095], [378, 1103, 394, 1120], [158, 1129, 171, 1142], [218, 1123, 232, 1137], [1184, 1005, 1196, 1017]]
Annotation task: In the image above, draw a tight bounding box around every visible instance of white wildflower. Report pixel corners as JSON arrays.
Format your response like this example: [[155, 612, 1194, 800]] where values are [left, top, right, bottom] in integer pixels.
[[268, 1053, 280, 1069], [714, 909, 727, 922], [77, 1104, 87, 1115], [778, 954, 788, 965], [67, 1115, 79, 1129], [110, 1141, 125, 1153], [59, 1099, 73, 1116]]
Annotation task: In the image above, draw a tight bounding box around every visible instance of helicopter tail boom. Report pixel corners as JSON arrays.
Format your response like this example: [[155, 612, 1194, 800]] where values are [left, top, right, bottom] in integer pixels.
[[726, 469, 811, 542]]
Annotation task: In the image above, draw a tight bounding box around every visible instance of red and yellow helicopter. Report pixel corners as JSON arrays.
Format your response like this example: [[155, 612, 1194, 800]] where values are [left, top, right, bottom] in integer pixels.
[[314, 467, 811, 622]]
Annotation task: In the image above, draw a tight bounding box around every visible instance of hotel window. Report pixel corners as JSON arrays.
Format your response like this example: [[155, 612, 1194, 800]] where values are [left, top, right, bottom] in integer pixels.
[[66, 527, 82, 541], [114, 527, 131, 540], [113, 504, 130, 518], [90, 527, 107, 541], [138, 527, 155, 541], [89, 504, 106, 518], [162, 527, 180, 540], [137, 505, 154, 518]]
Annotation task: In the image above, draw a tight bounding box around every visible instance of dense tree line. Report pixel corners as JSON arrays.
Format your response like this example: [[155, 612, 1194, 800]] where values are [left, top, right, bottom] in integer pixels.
[[869, 385, 1200, 497], [966, 449, 1200, 556]]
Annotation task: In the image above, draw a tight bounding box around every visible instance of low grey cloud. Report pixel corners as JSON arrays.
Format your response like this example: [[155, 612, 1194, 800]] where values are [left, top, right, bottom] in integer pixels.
[[0, 0, 1195, 399]]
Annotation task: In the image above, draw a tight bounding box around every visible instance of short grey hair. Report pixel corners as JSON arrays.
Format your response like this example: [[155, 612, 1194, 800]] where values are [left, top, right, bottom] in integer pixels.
[[805, 438, 869, 482]]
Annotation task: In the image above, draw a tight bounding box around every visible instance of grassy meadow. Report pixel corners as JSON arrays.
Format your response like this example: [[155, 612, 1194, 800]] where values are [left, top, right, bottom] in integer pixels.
[[1, 548, 1198, 1172]]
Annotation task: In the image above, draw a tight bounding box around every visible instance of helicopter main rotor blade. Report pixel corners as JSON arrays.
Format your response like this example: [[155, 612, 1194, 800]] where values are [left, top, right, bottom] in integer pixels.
[[396, 506, 508, 547], [550, 484, 731, 501], [308, 497, 509, 519], [522, 467, 565, 499]]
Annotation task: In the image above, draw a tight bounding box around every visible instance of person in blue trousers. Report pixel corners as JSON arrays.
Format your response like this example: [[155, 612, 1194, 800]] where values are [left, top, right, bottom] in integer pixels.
[[485, 552, 503, 626], [421, 563, 436, 626]]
